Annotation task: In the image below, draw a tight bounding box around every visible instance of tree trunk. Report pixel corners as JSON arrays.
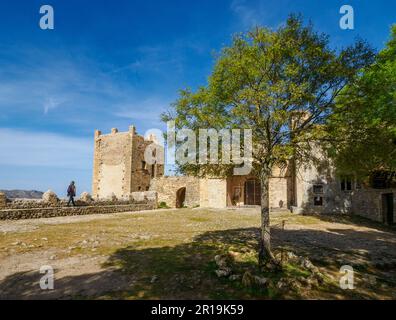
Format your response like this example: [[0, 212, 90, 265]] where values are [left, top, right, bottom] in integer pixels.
[[258, 166, 276, 268]]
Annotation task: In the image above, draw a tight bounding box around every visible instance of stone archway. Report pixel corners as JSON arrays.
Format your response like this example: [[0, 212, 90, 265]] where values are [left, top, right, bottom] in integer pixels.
[[176, 187, 186, 208]]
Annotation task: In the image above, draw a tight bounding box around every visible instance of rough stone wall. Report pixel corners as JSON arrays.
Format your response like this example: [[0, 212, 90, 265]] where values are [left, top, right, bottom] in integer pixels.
[[129, 135, 156, 192], [292, 147, 396, 223], [295, 163, 353, 215], [200, 178, 227, 208], [92, 128, 132, 199], [269, 178, 289, 209], [150, 176, 200, 208], [351, 188, 396, 223], [92, 126, 164, 199], [292, 143, 355, 215], [0, 192, 6, 208], [0, 191, 157, 220], [0, 203, 154, 221], [269, 165, 293, 209]]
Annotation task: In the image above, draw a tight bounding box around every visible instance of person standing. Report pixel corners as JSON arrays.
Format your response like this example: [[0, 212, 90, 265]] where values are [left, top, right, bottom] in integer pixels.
[[67, 181, 76, 207]]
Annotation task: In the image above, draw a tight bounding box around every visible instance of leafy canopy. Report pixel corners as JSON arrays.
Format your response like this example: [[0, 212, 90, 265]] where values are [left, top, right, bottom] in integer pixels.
[[328, 25, 396, 179], [163, 15, 374, 178]]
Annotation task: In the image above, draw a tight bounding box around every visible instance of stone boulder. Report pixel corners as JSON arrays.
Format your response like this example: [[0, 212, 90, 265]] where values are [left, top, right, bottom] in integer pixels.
[[241, 271, 255, 287], [144, 191, 158, 202], [215, 268, 232, 278], [254, 275, 269, 288], [214, 255, 228, 269], [79, 192, 94, 203], [130, 191, 158, 203], [106, 193, 117, 202], [131, 192, 145, 202], [214, 254, 233, 278], [42, 190, 59, 205]]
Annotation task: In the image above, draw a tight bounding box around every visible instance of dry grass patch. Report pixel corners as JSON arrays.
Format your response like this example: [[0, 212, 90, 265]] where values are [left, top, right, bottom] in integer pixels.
[[0, 208, 395, 299]]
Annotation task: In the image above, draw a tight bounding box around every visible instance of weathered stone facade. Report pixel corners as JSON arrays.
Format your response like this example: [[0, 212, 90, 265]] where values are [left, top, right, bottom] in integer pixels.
[[350, 188, 396, 223], [92, 126, 164, 199], [200, 178, 228, 208], [150, 176, 200, 208], [225, 165, 293, 209], [91, 125, 395, 225], [291, 157, 396, 224]]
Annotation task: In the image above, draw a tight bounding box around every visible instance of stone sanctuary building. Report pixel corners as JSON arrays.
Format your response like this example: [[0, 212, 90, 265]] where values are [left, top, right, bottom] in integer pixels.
[[92, 125, 396, 225], [92, 125, 164, 198]]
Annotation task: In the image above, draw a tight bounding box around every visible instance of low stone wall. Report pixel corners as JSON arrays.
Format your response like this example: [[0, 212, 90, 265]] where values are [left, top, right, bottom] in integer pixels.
[[0, 203, 155, 220], [0, 192, 6, 208], [0, 191, 158, 221]]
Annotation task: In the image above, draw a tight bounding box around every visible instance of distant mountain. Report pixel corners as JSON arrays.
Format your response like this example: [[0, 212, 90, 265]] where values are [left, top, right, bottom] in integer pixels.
[[0, 190, 44, 199]]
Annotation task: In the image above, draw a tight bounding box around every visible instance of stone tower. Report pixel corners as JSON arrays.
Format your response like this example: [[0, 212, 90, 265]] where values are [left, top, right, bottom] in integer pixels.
[[92, 125, 164, 199]]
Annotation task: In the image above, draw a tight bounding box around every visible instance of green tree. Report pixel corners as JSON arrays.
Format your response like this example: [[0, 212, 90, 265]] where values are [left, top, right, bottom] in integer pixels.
[[163, 16, 374, 268], [328, 25, 396, 182]]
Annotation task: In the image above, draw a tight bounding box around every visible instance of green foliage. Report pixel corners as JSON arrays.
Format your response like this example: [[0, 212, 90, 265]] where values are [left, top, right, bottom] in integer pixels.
[[327, 25, 396, 179], [163, 15, 374, 180], [158, 202, 170, 209]]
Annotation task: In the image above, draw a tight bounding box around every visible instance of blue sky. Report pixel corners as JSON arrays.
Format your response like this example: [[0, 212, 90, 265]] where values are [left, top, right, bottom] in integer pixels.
[[0, 0, 395, 196]]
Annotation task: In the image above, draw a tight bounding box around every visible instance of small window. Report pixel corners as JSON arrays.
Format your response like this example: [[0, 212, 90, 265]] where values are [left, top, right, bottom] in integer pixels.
[[314, 196, 323, 206], [151, 164, 155, 178], [141, 161, 146, 170], [341, 177, 353, 191], [313, 185, 324, 194], [138, 186, 142, 191]]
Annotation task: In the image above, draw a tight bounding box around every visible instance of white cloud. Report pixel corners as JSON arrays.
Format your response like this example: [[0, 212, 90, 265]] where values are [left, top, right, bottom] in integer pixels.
[[230, 0, 282, 30], [0, 47, 139, 118], [231, 0, 261, 28], [0, 128, 92, 169], [0, 45, 180, 135], [43, 97, 65, 114], [113, 97, 171, 124]]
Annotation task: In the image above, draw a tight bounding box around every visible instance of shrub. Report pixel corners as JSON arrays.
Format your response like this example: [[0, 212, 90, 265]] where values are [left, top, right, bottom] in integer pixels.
[[158, 202, 170, 209]]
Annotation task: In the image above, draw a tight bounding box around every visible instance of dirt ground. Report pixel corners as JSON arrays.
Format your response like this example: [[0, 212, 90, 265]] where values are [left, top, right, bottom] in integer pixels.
[[0, 208, 395, 300]]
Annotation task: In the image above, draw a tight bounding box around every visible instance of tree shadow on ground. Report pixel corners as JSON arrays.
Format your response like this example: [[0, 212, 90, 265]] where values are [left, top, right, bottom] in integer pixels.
[[1, 224, 396, 300], [306, 212, 396, 232]]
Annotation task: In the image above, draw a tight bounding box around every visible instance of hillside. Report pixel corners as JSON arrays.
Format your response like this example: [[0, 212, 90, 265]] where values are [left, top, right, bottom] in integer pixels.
[[0, 190, 44, 199]]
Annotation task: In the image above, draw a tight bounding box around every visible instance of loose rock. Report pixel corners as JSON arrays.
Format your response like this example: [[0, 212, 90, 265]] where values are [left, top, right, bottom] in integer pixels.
[[242, 271, 255, 287], [215, 268, 231, 278]]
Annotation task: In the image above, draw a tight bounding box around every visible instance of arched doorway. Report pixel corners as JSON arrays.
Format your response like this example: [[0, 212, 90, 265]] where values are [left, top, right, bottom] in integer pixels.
[[176, 187, 186, 208], [244, 179, 261, 205]]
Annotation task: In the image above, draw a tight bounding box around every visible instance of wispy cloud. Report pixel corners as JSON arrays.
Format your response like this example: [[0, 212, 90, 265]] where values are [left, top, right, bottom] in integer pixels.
[[231, 0, 263, 28], [230, 0, 286, 30], [113, 97, 171, 124], [0, 128, 92, 169], [43, 97, 66, 114], [0, 44, 177, 136], [0, 48, 130, 117]]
